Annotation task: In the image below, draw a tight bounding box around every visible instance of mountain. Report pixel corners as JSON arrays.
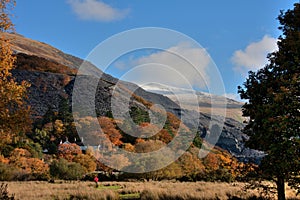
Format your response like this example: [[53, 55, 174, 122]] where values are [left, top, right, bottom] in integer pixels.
[[141, 83, 244, 123], [4, 32, 264, 163], [2, 32, 83, 69]]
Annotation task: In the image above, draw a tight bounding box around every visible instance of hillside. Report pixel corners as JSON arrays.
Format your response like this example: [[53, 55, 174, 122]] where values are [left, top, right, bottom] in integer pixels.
[[3, 32, 264, 164], [142, 83, 245, 122], [1, 32, 83, 69]]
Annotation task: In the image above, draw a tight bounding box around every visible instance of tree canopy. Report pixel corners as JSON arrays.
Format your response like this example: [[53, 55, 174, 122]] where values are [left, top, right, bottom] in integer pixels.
[[238, 3, 300, 200], [0, 0, 31, 150]]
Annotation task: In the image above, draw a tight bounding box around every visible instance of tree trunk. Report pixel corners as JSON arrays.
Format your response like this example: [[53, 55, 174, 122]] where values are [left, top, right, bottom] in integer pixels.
[[276, 176, 286, 200]]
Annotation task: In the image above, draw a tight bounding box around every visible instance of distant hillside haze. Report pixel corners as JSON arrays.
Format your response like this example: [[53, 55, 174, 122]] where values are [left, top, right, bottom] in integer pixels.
[[141, 83, 244, 122]]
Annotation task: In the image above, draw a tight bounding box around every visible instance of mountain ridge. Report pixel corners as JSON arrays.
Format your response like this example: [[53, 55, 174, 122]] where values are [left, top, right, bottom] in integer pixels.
[[141, 83, 245, 122], [4, 32, 264, 163]]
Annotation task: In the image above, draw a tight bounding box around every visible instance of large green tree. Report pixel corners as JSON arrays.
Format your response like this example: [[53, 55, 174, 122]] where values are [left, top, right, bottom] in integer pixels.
[[238, 3, 300, 200]]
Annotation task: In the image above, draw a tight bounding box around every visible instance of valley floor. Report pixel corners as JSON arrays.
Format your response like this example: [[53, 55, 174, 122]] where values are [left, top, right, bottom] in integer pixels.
[[3, 180, 300, 200]]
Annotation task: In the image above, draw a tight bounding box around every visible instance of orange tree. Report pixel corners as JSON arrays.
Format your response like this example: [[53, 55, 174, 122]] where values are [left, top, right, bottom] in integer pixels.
[[238, 3, 300, 200], [0, 0, 31, 153], [57, 143, 82, 161], [9, 148, 49, 179]]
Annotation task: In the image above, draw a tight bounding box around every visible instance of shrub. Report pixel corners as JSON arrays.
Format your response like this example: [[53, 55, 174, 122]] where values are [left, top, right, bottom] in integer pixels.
[[50, 158, 86, 180], [0, 162, 49, 181], [8, 148, 50, 180], [0, 163, 19, 181], [0, 145, 14, 157], [73, 154, 96, 173], [66, 162, 86, 180]]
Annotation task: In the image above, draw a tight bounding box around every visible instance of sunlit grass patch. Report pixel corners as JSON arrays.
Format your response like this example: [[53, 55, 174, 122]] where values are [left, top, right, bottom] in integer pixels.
[[97, 184, 122, 190], [119, 192, 140, 199]]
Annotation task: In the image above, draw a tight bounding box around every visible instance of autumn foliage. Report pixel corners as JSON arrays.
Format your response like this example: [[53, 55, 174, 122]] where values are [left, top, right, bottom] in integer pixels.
[[98, 116, 123, 146], [16, 53, 77, 75], [9, 148, 49, 177], [0, 36, 31, 147], [0, 0, 258, 183], [58, 143, 82, 161]]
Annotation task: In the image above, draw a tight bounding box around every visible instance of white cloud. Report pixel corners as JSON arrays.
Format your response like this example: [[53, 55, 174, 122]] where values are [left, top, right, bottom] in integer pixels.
[[67, 0, 129, 22], [121, 42, 212, 90], [232, 35, 278, 75]]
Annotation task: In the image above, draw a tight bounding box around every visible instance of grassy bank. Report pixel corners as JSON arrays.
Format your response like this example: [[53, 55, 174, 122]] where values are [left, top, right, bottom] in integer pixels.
[[3, 181, 300, 200]]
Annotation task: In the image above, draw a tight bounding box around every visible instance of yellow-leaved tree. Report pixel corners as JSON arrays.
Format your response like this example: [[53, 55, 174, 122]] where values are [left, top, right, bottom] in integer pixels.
[[0, 0, 31, 149]]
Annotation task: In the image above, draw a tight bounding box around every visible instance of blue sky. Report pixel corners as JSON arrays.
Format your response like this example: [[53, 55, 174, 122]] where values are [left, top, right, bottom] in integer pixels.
[[12, 0, 296, 100]]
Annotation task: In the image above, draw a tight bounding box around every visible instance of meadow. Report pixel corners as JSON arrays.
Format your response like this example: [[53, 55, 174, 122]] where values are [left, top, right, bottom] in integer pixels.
[[3, 180, 300, 200]]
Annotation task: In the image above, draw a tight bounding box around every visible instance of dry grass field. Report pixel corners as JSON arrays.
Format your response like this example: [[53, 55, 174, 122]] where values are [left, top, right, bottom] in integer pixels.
[[3, 180, 300, 200]]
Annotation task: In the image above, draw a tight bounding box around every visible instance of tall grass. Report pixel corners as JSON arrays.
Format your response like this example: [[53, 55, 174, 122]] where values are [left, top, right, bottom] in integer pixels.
[[3, 181, 300, 200], [4, 181, 118, 200]]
